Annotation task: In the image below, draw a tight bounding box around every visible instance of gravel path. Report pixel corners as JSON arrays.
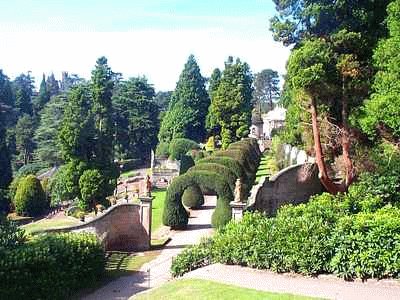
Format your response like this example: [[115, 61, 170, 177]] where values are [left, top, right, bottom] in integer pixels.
[[82, 196, 216, 300], [184, 263, 400, 300]]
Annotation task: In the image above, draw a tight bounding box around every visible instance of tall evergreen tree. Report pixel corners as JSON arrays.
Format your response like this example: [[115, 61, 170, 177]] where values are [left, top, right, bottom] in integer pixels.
[[159, 55, 210, 142], [15, 114, 35, 165], [13, 73, 34, 117], [34, 95, 66, 165], [212, 57, 253, 148], [112, 77, 159, 161], [0, 70, 14, 108], [206, 68, 222, 135], [33, 74, 50, 114], [58, 84, 93, 162], [46, 73, 60, 97], [0, 108, 12, 189], [91, 56, 115, 167], [253, 69, 280, 113]]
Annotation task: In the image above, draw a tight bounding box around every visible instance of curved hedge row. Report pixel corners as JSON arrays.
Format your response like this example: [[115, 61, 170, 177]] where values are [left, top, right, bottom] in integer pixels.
[[163, 170, 233, 228], [163, 138, 260, 229], [0, 232, 105, 299]]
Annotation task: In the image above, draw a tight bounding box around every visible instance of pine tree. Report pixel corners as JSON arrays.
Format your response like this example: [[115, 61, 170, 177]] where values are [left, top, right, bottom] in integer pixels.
[[206, 68, 222, 135], [34, 95, 66, 165], [212, 57, 253, 148], [46, 73, 60, 97], [253, 69, 280, 113], [91, 56, 114, 167], [13, 73, 34, 117], [112, 77, 159, 160], [159, 55, 210, 142], [15, 114, 35, 165], [33, 74, 50, 113], [0, 110, 12, 189]]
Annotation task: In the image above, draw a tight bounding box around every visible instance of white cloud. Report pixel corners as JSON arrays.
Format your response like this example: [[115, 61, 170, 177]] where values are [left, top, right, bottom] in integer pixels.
[[0, 30, 290, 91]]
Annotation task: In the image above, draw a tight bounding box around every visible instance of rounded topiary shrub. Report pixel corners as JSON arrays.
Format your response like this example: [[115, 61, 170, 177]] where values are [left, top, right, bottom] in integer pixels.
[[14, 175, 48, 217], [169, 138, 199, 160], [79, 169, 106, 212], [182, 185, 204, 209]]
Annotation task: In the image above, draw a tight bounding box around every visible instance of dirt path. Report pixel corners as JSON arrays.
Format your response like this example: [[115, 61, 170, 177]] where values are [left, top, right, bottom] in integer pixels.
[[82, 196, 216, 300], [183, 263, 400, 300]]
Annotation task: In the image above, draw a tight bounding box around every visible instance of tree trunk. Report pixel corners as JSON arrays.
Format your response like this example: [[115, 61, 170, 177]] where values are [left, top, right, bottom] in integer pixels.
[[310, 97, 342, 194], [341, 79, 355, 189]]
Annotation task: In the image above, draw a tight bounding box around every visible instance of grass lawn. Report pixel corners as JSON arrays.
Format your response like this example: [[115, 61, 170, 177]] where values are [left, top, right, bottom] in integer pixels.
[[120, 170, 140, 179], [22, 217, 80, 234], [133, 279, 319, 300], [151, 188, 166, 234], [255, 153, 279, 184]]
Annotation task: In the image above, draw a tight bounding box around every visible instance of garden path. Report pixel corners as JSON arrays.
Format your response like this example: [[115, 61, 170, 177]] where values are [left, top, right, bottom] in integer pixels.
[[184, 263, 400, 300], [83, 195, 216, 300]]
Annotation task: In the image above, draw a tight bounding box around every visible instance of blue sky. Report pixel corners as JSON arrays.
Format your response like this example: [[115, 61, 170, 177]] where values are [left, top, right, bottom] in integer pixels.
[[0, 0, 289, 91]]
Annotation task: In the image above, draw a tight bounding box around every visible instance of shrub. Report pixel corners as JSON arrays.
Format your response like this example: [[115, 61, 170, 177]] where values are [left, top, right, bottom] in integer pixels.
[[182, 184, 204, 208], [163, 170, 233, 229], [14, 175, 48, 217], [330, 207, 400, 279], [79, 169, 107, 212], [0, 232, 105, 299], [156, 141, 170, 157], [169, 138, 199, 160], [197, 156, 245, 183], [0, 216, 25, 252], [188, 163, 236, 193], [179, 155, 195, 175], [171, 238, 213, 277]]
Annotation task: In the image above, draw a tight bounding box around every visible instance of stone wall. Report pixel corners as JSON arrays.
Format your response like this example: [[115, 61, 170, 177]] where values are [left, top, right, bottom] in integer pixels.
[[248, 163, 325, 215], [40, 203, 151, 251]]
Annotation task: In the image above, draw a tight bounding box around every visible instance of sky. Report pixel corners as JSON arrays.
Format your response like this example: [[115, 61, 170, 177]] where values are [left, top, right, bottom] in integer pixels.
[[0, 0, 290, 91]]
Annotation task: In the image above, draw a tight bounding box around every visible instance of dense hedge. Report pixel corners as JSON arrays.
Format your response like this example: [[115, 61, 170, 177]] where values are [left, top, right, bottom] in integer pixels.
[[182, 184, 204, 208], [0, 232, 105, 299], [14, 175, 48, 217], [169, 138, 200, 160], [172, 187, 400, 280], [163, 138, 260, 229], [163, 170, 233, 228]]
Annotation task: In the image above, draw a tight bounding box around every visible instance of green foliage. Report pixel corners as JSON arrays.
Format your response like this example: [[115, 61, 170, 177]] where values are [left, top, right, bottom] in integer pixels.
[[49, 160, 88, 205], [0, 216, 25, 252], [13, 73, 34, 117], [179, 155, 195, 175], [15, 114, 35, 165], [196, 156, 245, 183], [112, 77, 159, 161], [0, 113, 12, 189], [171, 238, 213, 277], [159, 55, 210, 142], [155, 141, 170, 157], [169, 138, 199, 160], [182, 184, 204, 208], [0, 232, 105, 299], [330, 207, 400, 279], [78, 169, 106, 211], [34, 95, 66, 165], [253, 69, 280, 112], [359, 0, 400, 140], [15, 161, 49, 178], [206, 68, 222, 135], [14, 175, 48, 217], [211, 57, 253, 148]]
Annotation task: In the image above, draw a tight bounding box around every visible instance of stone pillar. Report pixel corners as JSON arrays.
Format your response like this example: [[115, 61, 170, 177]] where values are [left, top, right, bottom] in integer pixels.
[[230, 201, 246, 221], [139, 196, 153, 248]]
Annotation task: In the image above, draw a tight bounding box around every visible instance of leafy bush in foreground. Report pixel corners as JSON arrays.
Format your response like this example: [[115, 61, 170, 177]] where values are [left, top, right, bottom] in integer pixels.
[[172, 188, 400, 280], [0, 232, 105, 300]]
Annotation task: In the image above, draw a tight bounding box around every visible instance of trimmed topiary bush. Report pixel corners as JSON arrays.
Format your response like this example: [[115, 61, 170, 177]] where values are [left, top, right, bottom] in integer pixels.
[[188, 163, 236, 193], [0, 232, 105, 299], [79, 169, 107, 212], [169, 138, 199, 160], [14, 175, 48, 217], [197, 156, 245, 183], [182, 184, 204, 208], [163, 170, 233, 229], [179, 155, 195, 175]]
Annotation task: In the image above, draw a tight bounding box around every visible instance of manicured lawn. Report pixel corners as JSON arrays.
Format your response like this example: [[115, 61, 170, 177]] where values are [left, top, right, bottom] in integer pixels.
[[120, 170, 140, 179], [255, 153, 276, 183], [151, 188, 166, 234], [22, 217, 80, 234], [133, 279, 318, 300]]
